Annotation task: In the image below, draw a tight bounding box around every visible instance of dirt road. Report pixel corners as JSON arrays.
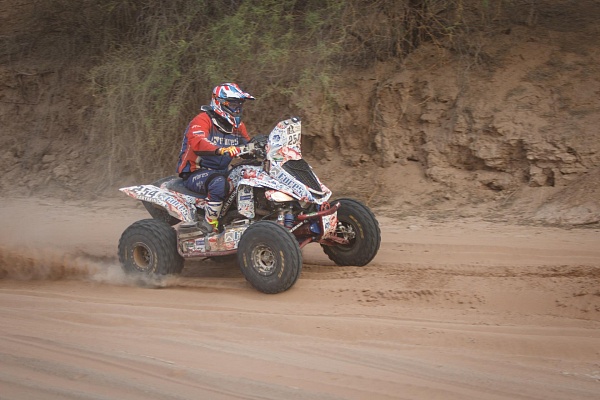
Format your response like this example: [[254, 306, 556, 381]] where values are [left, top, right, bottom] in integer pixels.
[[0, 197, 599, 399]]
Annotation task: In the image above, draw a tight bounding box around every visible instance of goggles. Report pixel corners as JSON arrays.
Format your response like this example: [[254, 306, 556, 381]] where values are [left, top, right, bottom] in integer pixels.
[[222, 98, 244, 114]]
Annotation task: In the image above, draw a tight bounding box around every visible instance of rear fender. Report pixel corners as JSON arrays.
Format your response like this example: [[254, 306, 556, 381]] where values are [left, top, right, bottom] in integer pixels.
[[120, 185, 197, 222]]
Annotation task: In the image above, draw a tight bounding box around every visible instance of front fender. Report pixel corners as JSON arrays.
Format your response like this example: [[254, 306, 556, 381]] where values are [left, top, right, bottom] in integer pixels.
[[120, 185, 197, 222]]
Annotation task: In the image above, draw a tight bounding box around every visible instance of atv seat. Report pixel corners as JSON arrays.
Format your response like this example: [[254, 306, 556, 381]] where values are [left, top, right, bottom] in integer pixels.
[[158, 176, 207, 199]]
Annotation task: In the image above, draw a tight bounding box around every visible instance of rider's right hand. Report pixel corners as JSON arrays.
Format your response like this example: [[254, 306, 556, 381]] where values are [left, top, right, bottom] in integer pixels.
[[217, 146, 241, 157]]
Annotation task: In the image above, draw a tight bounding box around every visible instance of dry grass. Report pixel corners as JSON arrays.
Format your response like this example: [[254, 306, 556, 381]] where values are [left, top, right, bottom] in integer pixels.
[[2, 0, 516, 183]]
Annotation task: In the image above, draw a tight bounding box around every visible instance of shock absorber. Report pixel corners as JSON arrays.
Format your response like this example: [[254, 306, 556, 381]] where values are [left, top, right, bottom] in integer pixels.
[[276, 207, 294, 227], [284, 212, 294, 228]]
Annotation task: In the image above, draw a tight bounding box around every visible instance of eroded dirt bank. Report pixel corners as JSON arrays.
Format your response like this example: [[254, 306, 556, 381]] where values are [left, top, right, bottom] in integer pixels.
[[0, 197, 598, 399]]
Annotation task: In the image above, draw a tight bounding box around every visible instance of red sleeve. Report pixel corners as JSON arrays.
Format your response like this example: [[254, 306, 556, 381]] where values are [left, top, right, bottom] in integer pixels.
[[238, 122, 251, 144], [187, 113, 219, 153]]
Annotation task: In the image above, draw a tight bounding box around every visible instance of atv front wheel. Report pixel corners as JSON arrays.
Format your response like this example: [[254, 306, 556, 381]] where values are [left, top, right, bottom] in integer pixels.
[[237, 221, 302, 294], [322, 198, 380, 266], [118, 219, 184, 276]]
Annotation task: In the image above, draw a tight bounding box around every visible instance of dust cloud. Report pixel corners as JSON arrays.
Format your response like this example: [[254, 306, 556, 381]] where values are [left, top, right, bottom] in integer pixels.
[[0, 246, 166, 288]]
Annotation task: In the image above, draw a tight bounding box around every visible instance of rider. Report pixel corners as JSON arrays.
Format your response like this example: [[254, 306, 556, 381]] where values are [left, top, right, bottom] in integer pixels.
[[176, 82, 255, 234]]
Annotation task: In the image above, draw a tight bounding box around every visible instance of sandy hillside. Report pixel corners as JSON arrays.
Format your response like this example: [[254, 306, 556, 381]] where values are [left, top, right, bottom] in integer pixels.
[[0, 197, 598, 399], [2, 0, 600, 227]]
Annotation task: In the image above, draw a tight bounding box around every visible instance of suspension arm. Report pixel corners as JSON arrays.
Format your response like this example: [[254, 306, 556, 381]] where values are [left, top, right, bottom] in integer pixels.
[[296, 202, 340, 221]]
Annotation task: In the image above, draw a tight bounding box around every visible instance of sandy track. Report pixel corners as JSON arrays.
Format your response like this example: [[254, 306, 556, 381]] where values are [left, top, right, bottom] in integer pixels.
[[0, 197, 599, 399]]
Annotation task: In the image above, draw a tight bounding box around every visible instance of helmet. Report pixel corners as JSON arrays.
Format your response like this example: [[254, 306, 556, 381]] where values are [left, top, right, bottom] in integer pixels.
[[210, 83, 255, 128]]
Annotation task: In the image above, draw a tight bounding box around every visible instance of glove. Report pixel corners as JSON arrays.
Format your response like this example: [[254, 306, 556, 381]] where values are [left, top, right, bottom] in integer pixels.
[[217, 146, 241, 157]]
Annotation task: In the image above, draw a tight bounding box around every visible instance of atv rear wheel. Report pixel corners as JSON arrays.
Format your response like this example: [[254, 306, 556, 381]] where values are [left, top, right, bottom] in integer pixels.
[[237, 221, 302, 294], [118, 219, 184, 276], [322, 198, 380, 266]]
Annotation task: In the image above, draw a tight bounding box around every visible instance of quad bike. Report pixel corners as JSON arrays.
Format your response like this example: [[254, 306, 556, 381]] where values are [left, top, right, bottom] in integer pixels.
[[118, 117, 380, 294]]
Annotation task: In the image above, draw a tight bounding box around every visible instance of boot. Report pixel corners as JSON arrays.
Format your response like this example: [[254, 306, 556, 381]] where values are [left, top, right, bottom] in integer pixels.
[[204, 201, 223, 232]]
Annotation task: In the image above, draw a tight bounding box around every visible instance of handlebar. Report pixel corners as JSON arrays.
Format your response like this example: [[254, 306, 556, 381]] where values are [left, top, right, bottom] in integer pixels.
[[236, 143, 256, 157], [236, 143, 267, 160]]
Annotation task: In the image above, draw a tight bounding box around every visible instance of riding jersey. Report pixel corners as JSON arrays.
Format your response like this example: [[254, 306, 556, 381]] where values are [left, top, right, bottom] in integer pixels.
[[176, 109, 250, 177]]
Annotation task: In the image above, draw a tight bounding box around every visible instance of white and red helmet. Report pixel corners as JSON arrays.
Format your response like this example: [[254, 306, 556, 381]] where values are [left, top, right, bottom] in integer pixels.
[[210, 83, 255, 128]]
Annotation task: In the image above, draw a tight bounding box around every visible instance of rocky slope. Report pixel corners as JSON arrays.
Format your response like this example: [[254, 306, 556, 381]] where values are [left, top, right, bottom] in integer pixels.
[[304, 1, 600, 225]]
